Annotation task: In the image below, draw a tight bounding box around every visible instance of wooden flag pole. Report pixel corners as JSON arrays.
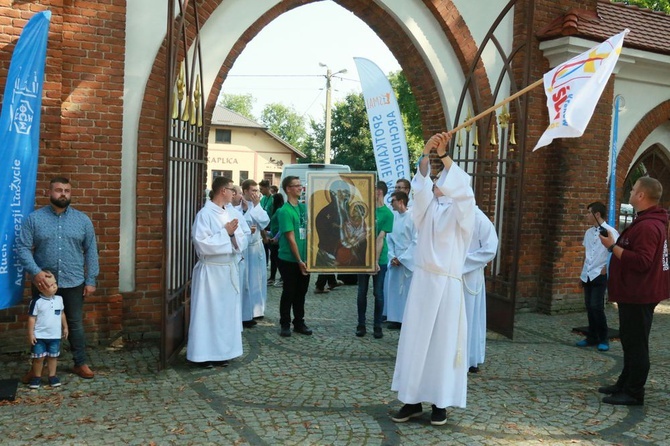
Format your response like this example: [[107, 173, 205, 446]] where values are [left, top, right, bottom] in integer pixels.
[[451, 78, 544, 134]]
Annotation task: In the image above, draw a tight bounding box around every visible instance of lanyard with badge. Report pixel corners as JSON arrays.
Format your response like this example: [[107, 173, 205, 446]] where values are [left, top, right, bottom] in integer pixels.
[[289, 203, 306, 240]]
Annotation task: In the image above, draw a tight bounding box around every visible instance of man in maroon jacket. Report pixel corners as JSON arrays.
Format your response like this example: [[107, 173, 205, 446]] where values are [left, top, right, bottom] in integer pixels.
[[598, 176, 669, 406]]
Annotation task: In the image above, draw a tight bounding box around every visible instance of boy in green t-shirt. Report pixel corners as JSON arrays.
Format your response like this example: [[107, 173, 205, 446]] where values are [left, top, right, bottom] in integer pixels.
[[356, 181, 394, 339], [276, 176, 312, 337]]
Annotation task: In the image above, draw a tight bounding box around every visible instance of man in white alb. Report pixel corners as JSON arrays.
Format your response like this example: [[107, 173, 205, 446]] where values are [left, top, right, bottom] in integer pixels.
[[187, 176, 248, 367], [391, 131, 475, 426], [463, 207, 498, 373], [240, 179, 270, 327], [385, 190, 417, 329]]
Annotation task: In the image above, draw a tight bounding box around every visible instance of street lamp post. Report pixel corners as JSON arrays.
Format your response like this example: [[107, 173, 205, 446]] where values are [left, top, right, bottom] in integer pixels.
[[320, 63, 346, 164]]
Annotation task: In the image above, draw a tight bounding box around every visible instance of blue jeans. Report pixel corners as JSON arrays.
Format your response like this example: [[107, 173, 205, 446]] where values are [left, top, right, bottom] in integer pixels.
[[582, 274, 608, 344], [357, 265, 387, 328], [32, 283, 87, 366]]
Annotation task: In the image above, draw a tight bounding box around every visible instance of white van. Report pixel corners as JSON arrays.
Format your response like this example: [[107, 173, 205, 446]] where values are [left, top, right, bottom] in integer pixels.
[[280, 163, 351, 204]]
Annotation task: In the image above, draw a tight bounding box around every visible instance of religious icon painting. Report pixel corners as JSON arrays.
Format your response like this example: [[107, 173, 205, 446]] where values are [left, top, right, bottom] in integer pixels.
[[306, 172, 377, 274]]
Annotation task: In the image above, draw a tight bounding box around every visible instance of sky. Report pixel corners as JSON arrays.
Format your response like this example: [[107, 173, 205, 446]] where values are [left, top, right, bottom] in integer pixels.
[[220, 1, 401, 123]]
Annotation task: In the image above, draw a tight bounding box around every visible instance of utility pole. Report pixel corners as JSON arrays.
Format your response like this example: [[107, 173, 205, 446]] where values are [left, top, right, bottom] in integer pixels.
[[320, 63, 346, 164]]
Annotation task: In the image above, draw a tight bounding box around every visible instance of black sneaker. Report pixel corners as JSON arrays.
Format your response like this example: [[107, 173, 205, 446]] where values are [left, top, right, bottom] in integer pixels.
[[279, 326, 292, 337], [391, 403, 423, 422], [431, 405, 447, 426], [294, 325, 313, 335], [598, 384, 620, 394], [469, 366, 479, 373], [373, 327, 383, 339], [355, 325, 366, 337]]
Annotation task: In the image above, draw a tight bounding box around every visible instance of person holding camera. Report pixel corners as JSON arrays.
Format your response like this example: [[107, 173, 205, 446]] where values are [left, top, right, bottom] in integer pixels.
[[576, 201, 619, 352], [598, 177, 669, 406]]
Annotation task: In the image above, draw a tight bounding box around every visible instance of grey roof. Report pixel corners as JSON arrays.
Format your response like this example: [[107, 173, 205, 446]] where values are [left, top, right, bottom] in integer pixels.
[[210, 105, 306, 158], [210, 106, 265, 128]]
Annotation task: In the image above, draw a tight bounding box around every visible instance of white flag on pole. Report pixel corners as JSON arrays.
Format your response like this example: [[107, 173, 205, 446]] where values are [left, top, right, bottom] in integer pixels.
[[533, 29, 629, 151]]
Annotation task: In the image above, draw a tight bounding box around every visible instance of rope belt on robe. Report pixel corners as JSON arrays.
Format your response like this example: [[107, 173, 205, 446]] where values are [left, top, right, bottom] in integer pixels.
[[248, 238, 263, 247], [416, 264, 467, 368], [463, 267, 486, 295], [199, 257, 239, 294]]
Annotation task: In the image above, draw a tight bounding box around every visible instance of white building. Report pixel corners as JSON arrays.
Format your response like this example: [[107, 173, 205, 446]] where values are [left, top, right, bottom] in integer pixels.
[[207, 106, 306, 187]]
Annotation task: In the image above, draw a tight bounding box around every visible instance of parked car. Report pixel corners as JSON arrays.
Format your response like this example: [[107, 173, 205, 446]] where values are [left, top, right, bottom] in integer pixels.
[[618, 203, 634, 231]]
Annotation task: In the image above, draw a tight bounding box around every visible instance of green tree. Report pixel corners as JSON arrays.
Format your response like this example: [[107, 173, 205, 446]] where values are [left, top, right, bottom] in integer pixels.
[[218, 93, 255, 120], [260, 103, 308, 150], [301, 118, 326, 163], [612, 0, 670, 12], [302, 71, 423, 171], [330, 93, 375, 171]]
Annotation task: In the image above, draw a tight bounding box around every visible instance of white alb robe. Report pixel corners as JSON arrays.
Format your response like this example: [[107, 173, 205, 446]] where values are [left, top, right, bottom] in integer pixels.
[[187, 200, 248, 362], [241, 202, 270, 320], [385, 210, 417, 323], [228, 206, 251, 328], [463, 207, 498, 369], [391, 163, 475, 409]]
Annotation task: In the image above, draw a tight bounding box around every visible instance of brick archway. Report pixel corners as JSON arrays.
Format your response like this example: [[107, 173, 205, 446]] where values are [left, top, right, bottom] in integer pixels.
[[131, 0, 492, 336], [201, 0, 492, 139]]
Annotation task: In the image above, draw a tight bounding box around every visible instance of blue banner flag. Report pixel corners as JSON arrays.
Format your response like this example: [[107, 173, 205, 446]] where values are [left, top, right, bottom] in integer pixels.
[[354, 57, 410, 204], [0, 11, 51, 310]]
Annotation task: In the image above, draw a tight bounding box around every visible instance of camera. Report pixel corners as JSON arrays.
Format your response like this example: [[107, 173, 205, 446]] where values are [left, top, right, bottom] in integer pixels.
[[598, 226, 609, 237]]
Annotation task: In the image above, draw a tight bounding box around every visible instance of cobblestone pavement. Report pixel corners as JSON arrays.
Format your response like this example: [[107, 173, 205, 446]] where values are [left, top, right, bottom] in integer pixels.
[[2, 277, 669, 445]]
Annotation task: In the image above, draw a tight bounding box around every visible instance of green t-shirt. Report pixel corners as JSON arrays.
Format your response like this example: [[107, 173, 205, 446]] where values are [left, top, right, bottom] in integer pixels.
[[376, 204, 394, 265], [260, 194, 274, 218], [278, 202, 307, 263]]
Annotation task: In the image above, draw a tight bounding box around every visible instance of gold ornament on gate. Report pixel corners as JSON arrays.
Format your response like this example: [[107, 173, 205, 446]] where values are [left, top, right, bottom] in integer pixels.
[[498, 104, 510, 129]]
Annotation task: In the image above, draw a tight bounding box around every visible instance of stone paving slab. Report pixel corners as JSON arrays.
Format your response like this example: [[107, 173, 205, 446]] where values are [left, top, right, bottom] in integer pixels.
[[1, 278, 669, 445]]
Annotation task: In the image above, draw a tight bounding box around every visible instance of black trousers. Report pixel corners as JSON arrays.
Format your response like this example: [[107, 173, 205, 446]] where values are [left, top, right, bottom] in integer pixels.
[[315, 274, 337, 289], [277, 259, 310, 328], [615, 302, 657, 399], [269, 243, 279, 281]]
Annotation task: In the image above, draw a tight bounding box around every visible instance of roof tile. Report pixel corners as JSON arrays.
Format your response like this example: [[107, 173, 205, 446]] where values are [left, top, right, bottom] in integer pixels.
[[537, 0, 670, 55]]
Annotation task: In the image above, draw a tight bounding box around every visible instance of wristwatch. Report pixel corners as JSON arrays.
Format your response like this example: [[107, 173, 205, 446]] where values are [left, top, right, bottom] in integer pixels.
[[607, 243, 616, 253]]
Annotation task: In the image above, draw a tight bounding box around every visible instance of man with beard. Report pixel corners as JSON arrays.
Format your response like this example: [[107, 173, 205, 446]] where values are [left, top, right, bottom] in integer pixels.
[[17, 177, 99, 381]]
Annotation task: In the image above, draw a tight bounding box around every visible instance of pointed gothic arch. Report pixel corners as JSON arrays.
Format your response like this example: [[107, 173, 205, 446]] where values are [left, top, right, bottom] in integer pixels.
[[618, 99, 670, 209], [621, 145, 670, 209]]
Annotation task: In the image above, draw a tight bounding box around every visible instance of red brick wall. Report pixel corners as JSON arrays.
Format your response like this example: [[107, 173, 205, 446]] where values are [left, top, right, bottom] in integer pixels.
[[516, 0, 610, 314], [0, 0, 125, 351]]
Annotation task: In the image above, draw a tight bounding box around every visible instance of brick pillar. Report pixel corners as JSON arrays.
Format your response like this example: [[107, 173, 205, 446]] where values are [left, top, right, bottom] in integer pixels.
[[515, 0, 610, 313]]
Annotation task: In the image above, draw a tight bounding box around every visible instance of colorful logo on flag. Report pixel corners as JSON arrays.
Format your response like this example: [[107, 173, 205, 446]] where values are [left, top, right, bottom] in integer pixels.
[[533, 29, 629, 151]]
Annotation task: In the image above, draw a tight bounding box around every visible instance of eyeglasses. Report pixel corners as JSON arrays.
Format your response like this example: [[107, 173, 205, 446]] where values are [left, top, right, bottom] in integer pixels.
[[288, 184, 302, 188], [224, 187, 237, 194]]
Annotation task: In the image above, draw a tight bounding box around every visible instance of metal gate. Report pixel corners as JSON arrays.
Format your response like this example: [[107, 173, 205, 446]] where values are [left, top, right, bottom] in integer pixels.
[[450, 0, 534, 338], [161, 0, 206, 368]]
